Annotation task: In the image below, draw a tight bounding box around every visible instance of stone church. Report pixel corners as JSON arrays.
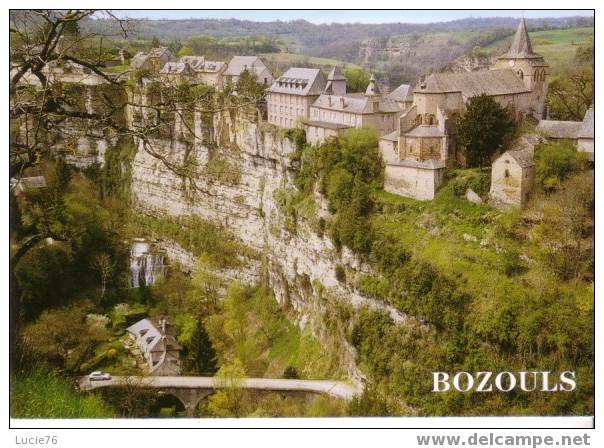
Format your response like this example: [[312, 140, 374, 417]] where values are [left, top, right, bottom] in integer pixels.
[[380, 19, 549, 201]]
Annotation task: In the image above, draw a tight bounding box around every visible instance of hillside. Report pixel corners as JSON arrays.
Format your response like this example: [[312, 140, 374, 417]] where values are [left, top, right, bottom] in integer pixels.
[[482, 26, 594, 76]]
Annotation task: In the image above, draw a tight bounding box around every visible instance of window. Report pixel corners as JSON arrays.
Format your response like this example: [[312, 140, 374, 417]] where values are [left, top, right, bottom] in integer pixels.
[[504, 169, 510, 178], [517, 70, 523, 80]]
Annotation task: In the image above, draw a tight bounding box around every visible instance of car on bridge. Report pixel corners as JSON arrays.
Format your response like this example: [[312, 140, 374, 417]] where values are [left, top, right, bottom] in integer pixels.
[[88, 371, 112, 381]]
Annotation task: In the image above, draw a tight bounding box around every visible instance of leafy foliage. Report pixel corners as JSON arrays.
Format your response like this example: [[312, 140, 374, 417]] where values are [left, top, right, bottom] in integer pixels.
[[457, 94, 515, 167]]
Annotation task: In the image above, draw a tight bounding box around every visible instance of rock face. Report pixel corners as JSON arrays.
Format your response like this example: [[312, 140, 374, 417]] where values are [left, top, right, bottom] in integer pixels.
[[124, 86, 417, 383]]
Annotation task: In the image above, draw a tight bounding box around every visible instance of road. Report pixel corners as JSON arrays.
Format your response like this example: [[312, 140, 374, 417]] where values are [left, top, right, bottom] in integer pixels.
[[79, 376, 362, 400]]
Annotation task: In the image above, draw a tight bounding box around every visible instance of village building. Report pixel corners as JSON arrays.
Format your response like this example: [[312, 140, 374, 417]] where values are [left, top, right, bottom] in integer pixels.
[[386, 83, 414, 111], [178, 56, 227, 88], [305, 71, 401, 145], [489, 142, 536, 208], [536, 105, 594, 160], [130, 47, 176, 73], [159, 61, 196, 83], [10, 176, 47, 197], [380, 18, 550, 201], [127, 317, 181, 376], [267, 67, 327, 128], [225, 56, 274, 86]]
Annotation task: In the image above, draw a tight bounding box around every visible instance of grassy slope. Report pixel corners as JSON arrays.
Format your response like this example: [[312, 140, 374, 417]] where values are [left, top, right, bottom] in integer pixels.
[[484, 27, 593, 76], [260, 52, 362, 69]]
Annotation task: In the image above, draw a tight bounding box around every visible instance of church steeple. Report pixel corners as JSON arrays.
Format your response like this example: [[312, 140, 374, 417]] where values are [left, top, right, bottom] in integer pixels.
[[503, 18, 538, 58], [325, 66, 347, 95]]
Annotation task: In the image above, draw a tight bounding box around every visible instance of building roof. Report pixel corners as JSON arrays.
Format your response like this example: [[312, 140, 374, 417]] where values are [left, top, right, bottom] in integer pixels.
[[416, 69, 530, 97], [500, 19, 542, 59], [365, 74, 381, 96], [579, 104, 594, 139], [159, 61, 193, 75], [387, 159, 446, 169], [11, 176, 47, 195], [127, 317, 182, 353], [148, 47, 172, 59], [327, 66, 346, 81], [178, 56, 226, 73], [306, 120, 353, 130], [536, 120, 583, 139], [312, 92, 400, 114], [387, 84, 413, 103], [505, 148, 535, 168], [381, 130, 400, 142], [405, 125, 445, 138], [130, 51, 149, 69], [225, 56, 269, 77], [268, 67, 327, 96], [182, 56, 224, 73]]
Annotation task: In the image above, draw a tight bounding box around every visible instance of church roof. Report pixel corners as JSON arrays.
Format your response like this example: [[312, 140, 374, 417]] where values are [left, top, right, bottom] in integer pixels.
[[405, 125, 445, 138], [312, 92, 400, 114], [536, 120, 583, 139], [380, 130, 400, 142], [500, 18, 542, 59], [416, 69, 531, 97], [269, 68, 327, 96]]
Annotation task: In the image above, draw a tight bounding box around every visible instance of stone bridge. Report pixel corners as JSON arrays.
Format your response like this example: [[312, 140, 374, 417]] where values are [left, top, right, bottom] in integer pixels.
[[79, 376, 362, 416]]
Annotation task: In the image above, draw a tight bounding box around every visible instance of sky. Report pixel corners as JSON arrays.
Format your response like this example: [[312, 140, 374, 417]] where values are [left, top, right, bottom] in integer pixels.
[[110, 10, 593, 24]]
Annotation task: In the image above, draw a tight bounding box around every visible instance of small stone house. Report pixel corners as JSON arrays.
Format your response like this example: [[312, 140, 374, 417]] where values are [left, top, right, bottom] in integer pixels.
[[489, 147, 535, 207], [179, 56, 227, 88], [131, 47, 175, 73], [126, 317, 182, 376], [267, 67, 327, 128], [225, 56, 273, 86]]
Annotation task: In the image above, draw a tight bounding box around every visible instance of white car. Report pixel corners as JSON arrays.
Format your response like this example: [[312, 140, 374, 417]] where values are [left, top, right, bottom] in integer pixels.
[[89, 371, 111, 381]]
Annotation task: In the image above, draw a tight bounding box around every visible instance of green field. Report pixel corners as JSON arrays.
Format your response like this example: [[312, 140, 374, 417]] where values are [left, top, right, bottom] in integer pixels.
[[484, 26, 593, 75], [260, 52, 361, 69]]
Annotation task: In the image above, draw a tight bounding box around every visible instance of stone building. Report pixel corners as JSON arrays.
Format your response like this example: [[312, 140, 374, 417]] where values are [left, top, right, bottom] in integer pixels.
[[489, 146, 535, 208], [536, 105, 594, 160], [178, 56, 227, 88], [267, 67, 327, 128], [131, 47, 176, 73], [127, 317, 181, 376], [159, 61, 196, 83], [225, 56, 273, 86], [380, 18, 550, 201], [305, 71, 401, 145]]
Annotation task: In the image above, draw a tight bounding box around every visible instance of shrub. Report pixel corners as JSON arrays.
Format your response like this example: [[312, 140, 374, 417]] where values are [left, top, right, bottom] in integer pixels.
[[535, 142, 582, 192]]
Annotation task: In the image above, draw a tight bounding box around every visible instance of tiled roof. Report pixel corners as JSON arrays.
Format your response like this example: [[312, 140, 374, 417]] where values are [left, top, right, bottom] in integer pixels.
[[327, 66, 346, 81], [416, 69, 530, 97], [179, 56, 226, 73], [160, 62, 192, 75], [381, 130, 400, 142], [500, 19, 541, 59], [312, 93, 400, 114], [225, 56, 268, 77], [387, 159, 446, 169], [268, 68, 327, 96], [306, 120, 353, 130], [506, 148, 534, 168], [148, 47, 171, 59], [536, 120, 583, 139], [130, 52, 148, 69], [387, 84, 413, 102], [405, 125, 445, 138]]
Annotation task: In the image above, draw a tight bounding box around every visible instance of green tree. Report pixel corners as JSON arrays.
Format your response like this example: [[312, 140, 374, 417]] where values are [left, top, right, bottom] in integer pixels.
[[178, 45, 194, 57], [343, 66, 370, 93], [184, 320, 218, 376], [457, 94, 515, 167], [534, 142, 582, 191], [150, 36, 160, 47]]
